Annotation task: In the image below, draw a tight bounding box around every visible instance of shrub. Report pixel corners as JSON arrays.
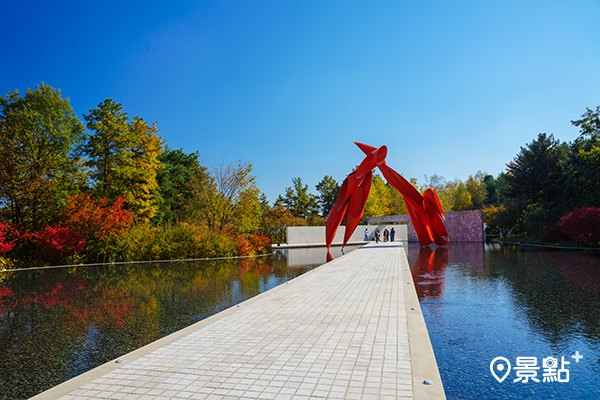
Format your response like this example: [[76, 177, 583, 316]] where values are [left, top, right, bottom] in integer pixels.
[[197, 230, 237, 258], [32, 225, 87, 263], [121, 223, 237, 261], [0, 222, 16, 255], [236, 236, 253, 257], [248, 233, 271, 255], [540, 222, 568, 243], [60, 194, 133, 241], [559, 207, 600, 247]]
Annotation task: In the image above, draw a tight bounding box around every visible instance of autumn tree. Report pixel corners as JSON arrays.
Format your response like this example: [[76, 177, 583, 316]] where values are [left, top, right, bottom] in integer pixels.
[[259, 205, 307, 243], [0, 83, 85, 229], [465, 171, 487, 209], [121, 117, 164, 222], [363, 173, 397, 217], [451, 182, 473, 211], [190, 159, 261, 233], [83, 99, 163, 222]]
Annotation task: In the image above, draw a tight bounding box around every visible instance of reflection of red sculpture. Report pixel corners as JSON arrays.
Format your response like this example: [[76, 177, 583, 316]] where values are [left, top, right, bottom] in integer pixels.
[[412, 246, 449, 300], [326, 142, 449, 250]]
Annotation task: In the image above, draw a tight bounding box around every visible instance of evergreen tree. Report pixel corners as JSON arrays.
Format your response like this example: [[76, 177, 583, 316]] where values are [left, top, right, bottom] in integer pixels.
[[315, 175, 340, 218], [504, 133, 568, 205], [156, 147, 207, 222], [274, 178, 319, 221]]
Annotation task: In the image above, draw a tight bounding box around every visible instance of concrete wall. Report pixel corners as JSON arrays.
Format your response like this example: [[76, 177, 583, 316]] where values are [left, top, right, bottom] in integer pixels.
[[286, 224, 408, 245], [364, 209, 484, 243]]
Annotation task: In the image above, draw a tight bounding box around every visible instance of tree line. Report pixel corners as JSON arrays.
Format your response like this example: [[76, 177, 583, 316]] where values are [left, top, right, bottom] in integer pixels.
[[1, 83, 599, 268], [0, 83, 271, 266], [267, 107, 600, 247]]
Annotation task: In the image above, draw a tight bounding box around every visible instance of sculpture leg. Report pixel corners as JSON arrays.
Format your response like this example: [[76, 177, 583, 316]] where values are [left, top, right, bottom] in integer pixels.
[[343, 171, 372, 247]]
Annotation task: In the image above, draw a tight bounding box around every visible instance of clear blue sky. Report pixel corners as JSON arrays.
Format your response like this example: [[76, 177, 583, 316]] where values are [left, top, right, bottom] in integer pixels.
[[2, 1, 599, 203]]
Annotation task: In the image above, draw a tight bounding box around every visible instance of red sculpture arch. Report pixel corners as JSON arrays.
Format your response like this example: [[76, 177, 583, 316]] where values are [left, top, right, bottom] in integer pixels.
[[326, 142, 449, 250]]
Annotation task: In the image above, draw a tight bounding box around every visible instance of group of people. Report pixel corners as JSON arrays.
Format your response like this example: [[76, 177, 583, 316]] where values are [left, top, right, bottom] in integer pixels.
[[364, 227, 396, 243]]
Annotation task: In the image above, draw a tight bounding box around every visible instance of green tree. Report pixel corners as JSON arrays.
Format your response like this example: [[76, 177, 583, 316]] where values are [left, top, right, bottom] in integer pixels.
[[83, 100, 164, 222], [504, 133, 568, 205], [156, 147, 207, 223], [0, 83, 85, 228], [315, 175, 340, 218], [83, 99, 130, 198], [274, 178, 319, 222], [568, 106, 600, 207]]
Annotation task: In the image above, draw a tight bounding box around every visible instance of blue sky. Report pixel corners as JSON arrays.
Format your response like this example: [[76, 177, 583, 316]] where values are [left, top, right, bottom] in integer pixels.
[[2, 1, 599, 203]]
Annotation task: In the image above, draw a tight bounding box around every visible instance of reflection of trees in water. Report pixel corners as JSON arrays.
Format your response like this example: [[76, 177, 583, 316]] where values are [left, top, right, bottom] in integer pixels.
[[485, 247, 600, 350], [0, 255, 317, 400]]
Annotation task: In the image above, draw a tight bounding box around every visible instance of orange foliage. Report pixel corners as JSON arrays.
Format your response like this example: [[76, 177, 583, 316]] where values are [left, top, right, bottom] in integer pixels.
[[235, 233, 271, 257], [60, 193, 133, 241]]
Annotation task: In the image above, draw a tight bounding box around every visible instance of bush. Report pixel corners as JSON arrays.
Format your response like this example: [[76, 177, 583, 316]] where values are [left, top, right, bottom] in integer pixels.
[[0, 222, 15, 255], [60, 194, 133, 241], [248, 233, 271, 254], [121, 223, 237, 261], [559, 207, 600, 247], [540, 222, 568, 243], [32, 224, 87, 263]]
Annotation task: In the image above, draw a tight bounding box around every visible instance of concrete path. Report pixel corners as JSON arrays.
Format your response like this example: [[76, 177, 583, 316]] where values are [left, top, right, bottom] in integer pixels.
[[33, 242, 445, 400]]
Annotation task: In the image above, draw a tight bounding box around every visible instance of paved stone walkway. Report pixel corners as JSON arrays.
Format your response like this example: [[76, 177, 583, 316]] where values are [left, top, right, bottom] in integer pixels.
[[34, 242, 444, 400]]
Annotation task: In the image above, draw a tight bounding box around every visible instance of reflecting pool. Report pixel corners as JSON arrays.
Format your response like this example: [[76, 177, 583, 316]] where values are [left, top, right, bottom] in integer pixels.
[[406, 242, 600, 400], [0, 245, 359, 400]]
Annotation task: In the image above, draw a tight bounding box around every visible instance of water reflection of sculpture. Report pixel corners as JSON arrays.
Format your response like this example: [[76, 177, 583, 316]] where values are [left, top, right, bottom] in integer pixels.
[[325, 142, 449, 257], [412, 247, 449, 300]]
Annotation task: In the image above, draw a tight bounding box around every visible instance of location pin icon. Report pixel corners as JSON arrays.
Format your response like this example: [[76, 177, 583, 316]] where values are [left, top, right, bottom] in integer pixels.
[[490, 357, 511, 383]]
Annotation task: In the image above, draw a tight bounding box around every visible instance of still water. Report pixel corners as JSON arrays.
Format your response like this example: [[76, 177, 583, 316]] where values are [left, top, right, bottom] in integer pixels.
[[406, 243, 600, 400], [0, 245, 358, 400]]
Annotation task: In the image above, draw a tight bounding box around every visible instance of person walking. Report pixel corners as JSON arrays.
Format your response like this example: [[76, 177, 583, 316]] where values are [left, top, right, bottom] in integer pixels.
[[390, 227, 396, 242], [364, 229, 369, 241], [383, 228, 389, 242], [374, 228, 380, 243]]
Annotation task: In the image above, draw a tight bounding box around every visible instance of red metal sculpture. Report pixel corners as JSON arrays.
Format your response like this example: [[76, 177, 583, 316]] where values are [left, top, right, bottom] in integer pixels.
[[326, 142, 449, 252]]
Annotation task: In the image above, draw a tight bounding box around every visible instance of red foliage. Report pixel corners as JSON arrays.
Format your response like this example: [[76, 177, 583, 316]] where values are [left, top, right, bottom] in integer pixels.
[[32, 225, 87, 263], [60, 193, 133, 241], [540, 222, 568, 243], [0, 285, 14, 316], [23, 276, 88, 308], [248, 233, 271, 254], [0, 222, 16, 255], [559, 207, 600, 247]]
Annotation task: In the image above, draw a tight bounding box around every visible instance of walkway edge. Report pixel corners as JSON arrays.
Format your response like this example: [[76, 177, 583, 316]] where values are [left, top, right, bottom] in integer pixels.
[[402, 245, 447, 400]]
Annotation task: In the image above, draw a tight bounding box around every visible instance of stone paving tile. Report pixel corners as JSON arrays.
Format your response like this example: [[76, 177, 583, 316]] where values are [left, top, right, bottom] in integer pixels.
[[51, 242, 414, 400]]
